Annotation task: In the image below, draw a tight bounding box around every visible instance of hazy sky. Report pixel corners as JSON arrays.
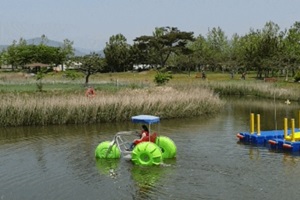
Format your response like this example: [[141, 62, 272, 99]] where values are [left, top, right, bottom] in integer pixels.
[[0, 0, 299, 50]]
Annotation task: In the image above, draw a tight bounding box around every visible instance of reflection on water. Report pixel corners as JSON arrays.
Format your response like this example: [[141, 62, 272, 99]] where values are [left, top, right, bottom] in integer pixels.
[[225, 96, 300, 130], [131, 165, 172, 199], [0, 96, 300, 200], [95, 159, 120, 177]]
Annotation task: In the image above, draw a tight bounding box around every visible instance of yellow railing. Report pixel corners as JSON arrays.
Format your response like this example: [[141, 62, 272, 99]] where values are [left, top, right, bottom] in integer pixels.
[[250, 113, 260, 135]]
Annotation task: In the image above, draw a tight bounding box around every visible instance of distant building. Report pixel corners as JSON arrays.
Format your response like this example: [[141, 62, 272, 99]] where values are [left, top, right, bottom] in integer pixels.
[[54, 61, 82, 71], [133, 64, 152, 70], [0, 64, 13, 70]]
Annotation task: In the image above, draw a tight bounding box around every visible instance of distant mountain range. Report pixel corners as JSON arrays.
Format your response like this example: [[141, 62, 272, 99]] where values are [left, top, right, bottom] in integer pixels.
[[0, 37, 103, 57]]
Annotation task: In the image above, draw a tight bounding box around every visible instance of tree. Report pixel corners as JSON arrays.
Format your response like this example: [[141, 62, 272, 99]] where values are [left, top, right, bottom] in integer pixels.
[[188, 34, 210, 72], [258, 21, 282, 77], [238, 30, 261, 77], [133, 26, 195, 69], [35, 68, 47, 92], [5, 40, 18, 71], [169, 42, 195, 75], [205, 27, 230, 71], [227, 33, 244, 73], [33, 36, 74, 69], [280, 21, 300, 80], [235, 22, 284, 78], [57, 39, 75, 71], [0, 51, 4, 66], [77, 52, 105, 85], [103, 34, 130, 72], [2, 35, 75, 73]]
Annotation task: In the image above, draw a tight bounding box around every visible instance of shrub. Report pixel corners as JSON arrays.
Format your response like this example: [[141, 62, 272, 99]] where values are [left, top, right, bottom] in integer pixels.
[[154, 72, 172, 86], [294, 71, 300, 82]]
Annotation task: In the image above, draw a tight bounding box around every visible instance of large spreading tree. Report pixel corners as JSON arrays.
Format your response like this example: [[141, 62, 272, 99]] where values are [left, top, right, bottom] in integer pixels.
[[133, 26, 195, 69]]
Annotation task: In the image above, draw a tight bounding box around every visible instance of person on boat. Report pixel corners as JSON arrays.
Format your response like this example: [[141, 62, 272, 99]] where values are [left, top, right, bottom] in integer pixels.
[[85, 86, 96, 98], [128, 125, 149, 150]]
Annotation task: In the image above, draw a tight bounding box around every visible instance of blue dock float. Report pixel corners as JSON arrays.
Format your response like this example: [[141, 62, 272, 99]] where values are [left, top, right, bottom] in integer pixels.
[[236, 113, 283, 145], [267, 118, 300, 152], [268, 139, 300, 152], [237, 130, 285, 145], [236, 112, 300, 153], [237, 129, 300, 145]]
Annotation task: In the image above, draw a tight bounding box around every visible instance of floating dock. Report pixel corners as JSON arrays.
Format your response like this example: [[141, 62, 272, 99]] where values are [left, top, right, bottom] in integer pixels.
[[268, 118, 300, 152], [237, 129, 287, 145], [236, 112, 300, 152]]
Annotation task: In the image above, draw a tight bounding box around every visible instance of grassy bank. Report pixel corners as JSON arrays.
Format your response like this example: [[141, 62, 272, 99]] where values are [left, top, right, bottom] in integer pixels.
[[170, 80, 299, 101], [1, 71, 299, 100], [0, 70, 299, 127]]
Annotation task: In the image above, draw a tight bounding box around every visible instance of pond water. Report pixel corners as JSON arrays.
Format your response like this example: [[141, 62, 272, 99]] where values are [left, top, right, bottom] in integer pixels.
[[1, 97, 300, 200]]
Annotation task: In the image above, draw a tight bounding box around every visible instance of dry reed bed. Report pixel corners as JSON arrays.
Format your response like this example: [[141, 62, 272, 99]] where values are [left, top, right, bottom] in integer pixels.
[[0, 87, 224, 127], [172, 81, 299, 101]]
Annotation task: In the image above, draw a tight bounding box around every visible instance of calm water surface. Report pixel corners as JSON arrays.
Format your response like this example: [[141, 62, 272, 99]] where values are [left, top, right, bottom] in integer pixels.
[[1, 97, 300, 200]]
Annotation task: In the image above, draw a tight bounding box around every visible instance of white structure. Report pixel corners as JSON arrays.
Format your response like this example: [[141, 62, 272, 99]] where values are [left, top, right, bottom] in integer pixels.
[[54, 61, 82, 71]]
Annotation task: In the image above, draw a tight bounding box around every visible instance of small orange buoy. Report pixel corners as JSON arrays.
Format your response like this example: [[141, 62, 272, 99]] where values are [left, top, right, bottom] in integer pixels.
[[283, 144, 292, 149], [236, 133, 244, 139], [268, 140, 277, 145]]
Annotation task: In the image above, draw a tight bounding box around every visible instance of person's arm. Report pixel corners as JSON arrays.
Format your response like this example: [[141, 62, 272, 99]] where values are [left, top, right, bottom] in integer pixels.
[[133, 132, 148, 143], [140, 132, 147, 139]]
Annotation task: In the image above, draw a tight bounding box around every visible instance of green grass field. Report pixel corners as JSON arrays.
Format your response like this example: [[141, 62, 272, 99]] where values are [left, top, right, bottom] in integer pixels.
[[0, 70, 298, 90]]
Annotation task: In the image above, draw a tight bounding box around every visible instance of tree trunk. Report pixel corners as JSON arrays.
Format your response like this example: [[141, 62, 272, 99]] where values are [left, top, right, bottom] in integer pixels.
[[85, 73, 91, 85]]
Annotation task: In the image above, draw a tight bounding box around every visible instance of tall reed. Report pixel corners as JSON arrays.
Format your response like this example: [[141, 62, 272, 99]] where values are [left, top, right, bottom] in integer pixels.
[[171, 81, 300, 101], [0, 87, 224, 127]]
